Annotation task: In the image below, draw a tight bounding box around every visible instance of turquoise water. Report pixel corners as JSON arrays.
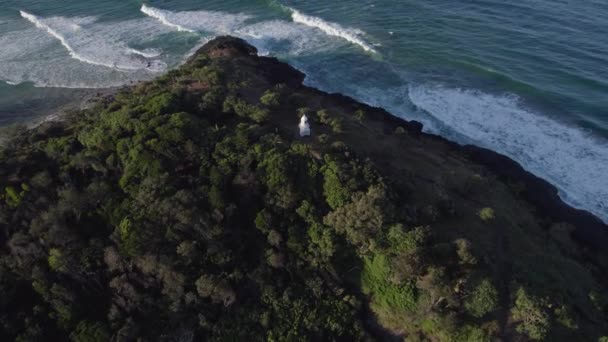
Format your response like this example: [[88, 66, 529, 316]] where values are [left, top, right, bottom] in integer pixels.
[[0, 0, 607, 222]]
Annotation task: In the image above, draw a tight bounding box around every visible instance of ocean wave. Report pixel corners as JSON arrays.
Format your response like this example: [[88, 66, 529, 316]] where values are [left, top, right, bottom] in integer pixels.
[[285, 7, 377, 53], [127, 48, 162, 58], [236, 20, 340, 55], [140, 5, 252, 35], [140, 4, 195, 33], [0, 56, 156, 89], [1, 17, 168, 88], [19, 11, 112, 69], [408, 85, 608, 223], [19, 11, 167, 72]]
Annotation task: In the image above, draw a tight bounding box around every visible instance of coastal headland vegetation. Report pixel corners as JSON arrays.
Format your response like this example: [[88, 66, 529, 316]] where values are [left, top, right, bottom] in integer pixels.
[[0, 37, 606, 341]]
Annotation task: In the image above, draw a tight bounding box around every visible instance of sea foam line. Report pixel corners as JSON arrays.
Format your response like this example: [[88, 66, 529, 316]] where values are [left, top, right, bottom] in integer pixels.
[[286, 7, 376, 53], [140, 4, 195, 33], [127, 48, 161, 58], [19, 11, 120, 70]]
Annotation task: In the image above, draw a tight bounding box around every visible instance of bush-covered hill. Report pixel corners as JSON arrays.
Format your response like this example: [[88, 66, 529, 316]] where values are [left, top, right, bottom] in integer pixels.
[[0, 37, 607, 341]]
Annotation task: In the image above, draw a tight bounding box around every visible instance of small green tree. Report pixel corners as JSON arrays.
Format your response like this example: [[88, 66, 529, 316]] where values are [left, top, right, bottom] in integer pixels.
[[321, 160, 351, 209], [387, 225, 430, 254], [465, 279, 499, 318], [3, 184, 29, 208], [48, 248, 66, 272], [70, 321, 110, 342], [329, 118, 343, 133], [478, 207, 495, 221], [316, 109, 330, 124], [354, 109, 366, 122], [511, 287, 550, 340], [260, 90, 281, 107]]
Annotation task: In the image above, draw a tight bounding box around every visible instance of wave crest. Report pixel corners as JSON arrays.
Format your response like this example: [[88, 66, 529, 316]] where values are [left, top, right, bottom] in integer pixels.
[[140, 4, 195, 33], [20, 11, 110, 69], [140, 5, 252, 35], [127, 48, 162, 58], [286, 7, 376, 53], [19, 11, 166, 72]]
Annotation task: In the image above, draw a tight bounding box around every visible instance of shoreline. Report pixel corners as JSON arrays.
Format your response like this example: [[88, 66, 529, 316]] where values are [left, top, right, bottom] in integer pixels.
[[4, 37, 606, 251], [304, 87, 608, 250], [290, 80, 608, 251]]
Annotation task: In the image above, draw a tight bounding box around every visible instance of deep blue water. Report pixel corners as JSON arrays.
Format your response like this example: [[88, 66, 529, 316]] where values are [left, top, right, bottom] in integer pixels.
[[0, 0, 607, 222]]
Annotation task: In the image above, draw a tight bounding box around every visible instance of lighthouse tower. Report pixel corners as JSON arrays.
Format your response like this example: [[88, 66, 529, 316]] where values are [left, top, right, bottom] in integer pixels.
[[299, 114, 311, 137]]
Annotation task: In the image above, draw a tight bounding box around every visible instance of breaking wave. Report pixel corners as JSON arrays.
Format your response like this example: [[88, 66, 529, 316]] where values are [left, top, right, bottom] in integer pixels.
[[236, 20, 341, 55], [19, 11, 166, 72], [20, 11, 113, 69], [140, 5, 252, 35], [285, 7, 377, 53], [140, 4, 195, 33], [127, 48, 162, 58]]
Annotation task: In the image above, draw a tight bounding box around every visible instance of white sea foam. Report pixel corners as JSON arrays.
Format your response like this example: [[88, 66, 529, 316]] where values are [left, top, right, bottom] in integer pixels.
[[140, 5, 251, 34], [2, 16, 170, 88], [19, 11, 167, 72], [141, 4, 195, 33], [409, 85, 608, 223], [237, 20, 339, 55], [19, 11, 112, 68], [128, 48, 162, 58], [286, 7, 377, 53]]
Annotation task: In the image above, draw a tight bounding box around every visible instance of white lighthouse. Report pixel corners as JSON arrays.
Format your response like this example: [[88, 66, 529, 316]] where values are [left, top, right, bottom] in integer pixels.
[[299, 114, 311, 137]]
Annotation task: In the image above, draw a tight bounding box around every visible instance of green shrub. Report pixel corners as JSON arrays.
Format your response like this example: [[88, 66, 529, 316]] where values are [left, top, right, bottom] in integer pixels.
[[260, 90, 281, 107], [329, 118, 343, 133], [116, 217, 145, 256], [200, 86, 225, 111], [465, 279, 499, 318], [316, 109, 330, 124], [3, 184, 29, 208], [354, 109, 366, 122], [208, 185, 225, 209], [324, 186, 387, 249], [144, 92, 178, 115], [455, 325, 490, 342], [223, 96, 269, 123], [321, 160, 351, 209], [250, 107, 269, 123], [48, 248, 65, 272], [511, 287, 550, 340], [44, 136, 74, 158], [193, 65, 223, 85], [387, 225, 431, 254], [554, 305, 577, 329], [478, 207, 495, 221], [70, 321, 110, 342], [362, 254, 417, 311]]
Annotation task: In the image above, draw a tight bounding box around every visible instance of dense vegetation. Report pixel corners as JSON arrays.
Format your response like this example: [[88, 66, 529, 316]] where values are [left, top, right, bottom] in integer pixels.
[[0, 37, 607, 341]]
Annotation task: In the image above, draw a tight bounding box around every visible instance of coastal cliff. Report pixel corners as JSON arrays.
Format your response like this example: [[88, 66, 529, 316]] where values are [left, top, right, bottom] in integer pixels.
[[0, 37, 606, 341]]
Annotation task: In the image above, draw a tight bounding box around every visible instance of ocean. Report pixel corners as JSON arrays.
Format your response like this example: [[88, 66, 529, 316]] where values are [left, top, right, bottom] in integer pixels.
[[0, 0, 607, 223]]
